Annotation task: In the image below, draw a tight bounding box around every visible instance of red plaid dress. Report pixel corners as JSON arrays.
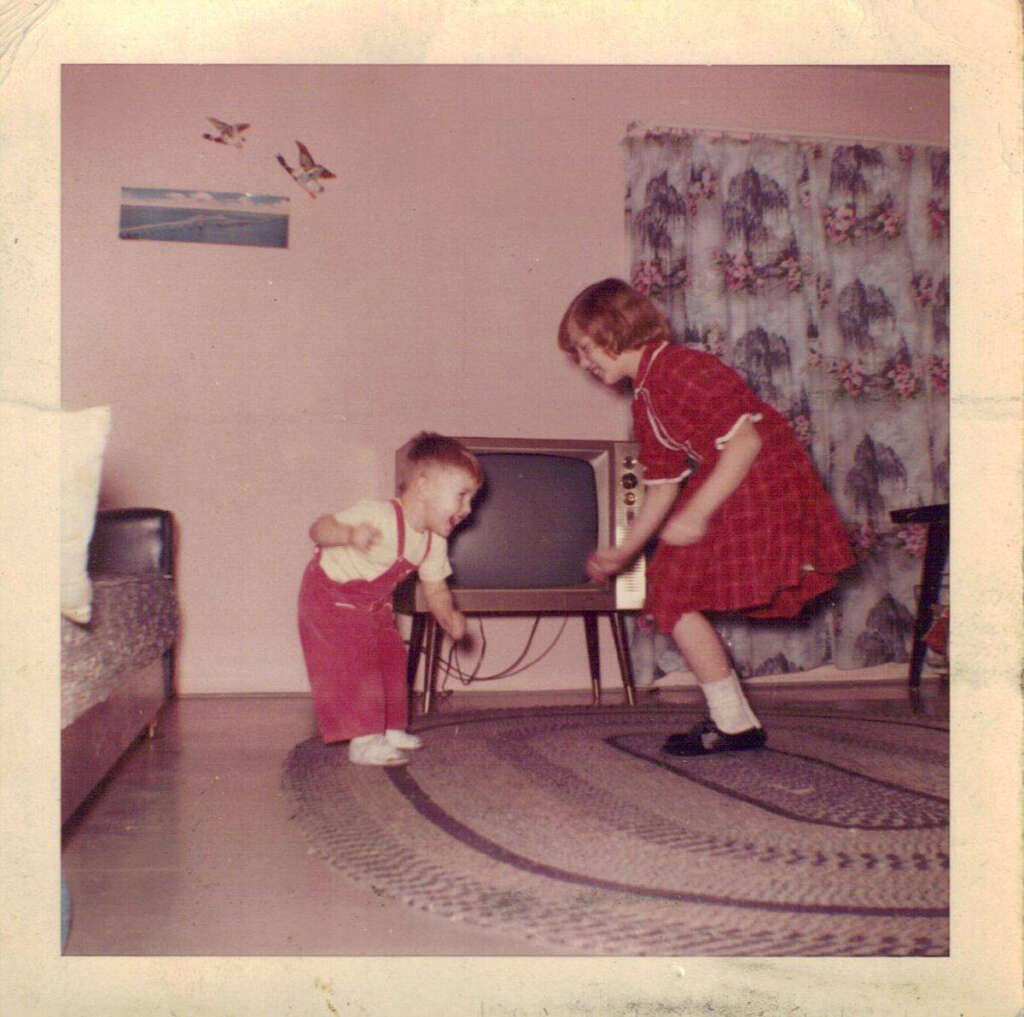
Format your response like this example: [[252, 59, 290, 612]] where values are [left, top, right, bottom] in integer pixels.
[[633, 342, 854, 630]]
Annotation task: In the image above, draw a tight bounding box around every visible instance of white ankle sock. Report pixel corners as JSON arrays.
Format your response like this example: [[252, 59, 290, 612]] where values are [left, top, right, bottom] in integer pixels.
[[385, 729, 422, 750], [701, 671, 761, 734]]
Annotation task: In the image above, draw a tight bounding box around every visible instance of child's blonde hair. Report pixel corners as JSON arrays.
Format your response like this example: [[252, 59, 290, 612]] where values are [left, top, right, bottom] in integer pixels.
[[396, 431, 483, 493], [557, 278, 673, 356]]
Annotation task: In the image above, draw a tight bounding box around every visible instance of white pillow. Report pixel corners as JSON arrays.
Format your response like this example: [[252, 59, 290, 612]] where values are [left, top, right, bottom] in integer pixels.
[[60, 406, 111, 622], [1, 401, 113, 623]]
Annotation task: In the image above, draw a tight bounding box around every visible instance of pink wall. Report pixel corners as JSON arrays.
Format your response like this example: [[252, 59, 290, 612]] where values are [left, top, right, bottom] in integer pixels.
[[61, 65, 948, 695]]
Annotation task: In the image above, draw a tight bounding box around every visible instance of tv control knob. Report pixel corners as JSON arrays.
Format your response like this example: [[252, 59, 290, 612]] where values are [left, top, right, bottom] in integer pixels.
[[622, 472, 638, 489], [623, 456, 637, 469], [624, 491, 637, 506]]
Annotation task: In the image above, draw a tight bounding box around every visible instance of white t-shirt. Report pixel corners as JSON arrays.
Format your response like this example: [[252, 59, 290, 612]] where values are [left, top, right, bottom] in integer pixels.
[[316, 498, 452, 585]]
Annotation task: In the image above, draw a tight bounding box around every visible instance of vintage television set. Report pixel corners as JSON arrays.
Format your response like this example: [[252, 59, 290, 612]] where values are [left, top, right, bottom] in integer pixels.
[[394, 436, 646, 710]]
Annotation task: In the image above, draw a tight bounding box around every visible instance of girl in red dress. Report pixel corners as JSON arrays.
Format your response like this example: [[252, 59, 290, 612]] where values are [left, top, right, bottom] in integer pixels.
[[558, 279, 854, 755]]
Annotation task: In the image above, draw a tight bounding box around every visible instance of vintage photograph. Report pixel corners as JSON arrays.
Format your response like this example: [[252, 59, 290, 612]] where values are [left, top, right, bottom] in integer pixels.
[[62, 64, 951, 959], [1, 5, 1020, 1015]]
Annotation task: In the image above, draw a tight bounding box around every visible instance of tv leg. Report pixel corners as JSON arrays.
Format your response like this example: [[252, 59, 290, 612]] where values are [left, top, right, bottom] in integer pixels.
[[583, 613, 601, 704], [422, 617, 441, 714], [406, 613, 426, 683], [406, 613, 426, 709], [610, 612, 637, 707]]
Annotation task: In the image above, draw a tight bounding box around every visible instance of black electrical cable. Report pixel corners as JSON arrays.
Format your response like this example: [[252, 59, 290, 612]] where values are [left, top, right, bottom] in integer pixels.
[[435, 614, 570, 693]]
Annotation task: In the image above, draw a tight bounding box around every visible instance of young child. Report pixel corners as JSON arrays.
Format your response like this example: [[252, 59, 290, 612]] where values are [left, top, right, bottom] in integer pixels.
[[558, 278, 855, 755], [298, 432, 482, 765]]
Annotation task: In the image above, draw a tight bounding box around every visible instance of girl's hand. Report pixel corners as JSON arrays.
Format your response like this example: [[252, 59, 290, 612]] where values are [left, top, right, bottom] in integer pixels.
[[660, 510, 708, 546], [586, 546, 630, 581], [350, 523, 381, 551]]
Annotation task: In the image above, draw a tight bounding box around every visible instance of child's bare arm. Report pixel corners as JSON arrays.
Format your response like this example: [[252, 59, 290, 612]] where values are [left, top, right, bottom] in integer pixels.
[[586, 481, 680, 580], [661, 417, 762, 545], [420, 579, 467, 641], [309, 514, 380, 550]]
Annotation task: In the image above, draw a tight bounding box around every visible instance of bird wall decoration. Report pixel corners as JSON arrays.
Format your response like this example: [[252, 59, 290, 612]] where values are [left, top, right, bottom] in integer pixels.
[[195, 120, 337, 212], [277, 141, 336, 198], [202, 118, 251, 148]]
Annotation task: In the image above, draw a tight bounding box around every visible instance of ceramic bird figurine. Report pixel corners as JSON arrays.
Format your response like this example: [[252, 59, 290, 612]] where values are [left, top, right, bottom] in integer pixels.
[[277, 140, 336, 198], [202, 118, 251, 148]]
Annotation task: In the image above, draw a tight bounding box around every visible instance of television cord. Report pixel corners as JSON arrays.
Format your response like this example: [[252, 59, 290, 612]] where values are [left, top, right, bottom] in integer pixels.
[[435, 615, 570, 692]]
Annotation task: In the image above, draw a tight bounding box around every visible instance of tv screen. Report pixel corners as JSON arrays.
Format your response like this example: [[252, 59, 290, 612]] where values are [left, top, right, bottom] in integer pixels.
[[449, 453, 597, 589]]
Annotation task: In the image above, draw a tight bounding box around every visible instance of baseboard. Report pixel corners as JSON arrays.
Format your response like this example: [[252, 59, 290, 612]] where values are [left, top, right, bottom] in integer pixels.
[[697, 662, 911, 687], [173, 662, 945, 703]]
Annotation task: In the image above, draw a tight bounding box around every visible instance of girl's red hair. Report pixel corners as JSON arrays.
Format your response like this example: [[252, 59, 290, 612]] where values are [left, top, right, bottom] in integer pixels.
[[557, 278, 672, 355]]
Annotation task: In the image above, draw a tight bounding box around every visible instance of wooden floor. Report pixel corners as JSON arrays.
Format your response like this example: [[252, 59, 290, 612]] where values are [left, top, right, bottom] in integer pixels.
[[61, 678, 947, 956]]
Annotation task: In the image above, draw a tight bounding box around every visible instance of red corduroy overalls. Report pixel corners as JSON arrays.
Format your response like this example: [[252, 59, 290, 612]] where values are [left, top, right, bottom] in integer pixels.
[[297, 500, 430, 743]]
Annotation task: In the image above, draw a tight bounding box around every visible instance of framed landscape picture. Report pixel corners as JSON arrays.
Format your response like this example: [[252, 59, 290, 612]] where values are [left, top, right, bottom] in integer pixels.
[[119, 187, 289, 248]]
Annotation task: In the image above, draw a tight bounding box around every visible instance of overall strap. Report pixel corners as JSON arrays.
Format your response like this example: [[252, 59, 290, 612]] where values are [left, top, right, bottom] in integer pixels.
[[390, 499, 406, 558], [391, 498, 432, 566]]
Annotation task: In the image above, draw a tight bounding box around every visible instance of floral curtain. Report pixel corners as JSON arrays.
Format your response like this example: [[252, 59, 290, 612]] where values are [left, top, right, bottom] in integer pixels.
[[623, 124, 949, 676]]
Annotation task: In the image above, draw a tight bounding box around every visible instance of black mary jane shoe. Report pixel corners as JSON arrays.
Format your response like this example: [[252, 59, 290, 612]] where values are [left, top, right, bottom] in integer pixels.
[[662, 718, 766, 756]]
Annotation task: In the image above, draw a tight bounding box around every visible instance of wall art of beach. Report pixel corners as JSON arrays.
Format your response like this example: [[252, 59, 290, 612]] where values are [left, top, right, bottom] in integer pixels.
[[119, 187, 290, 248]]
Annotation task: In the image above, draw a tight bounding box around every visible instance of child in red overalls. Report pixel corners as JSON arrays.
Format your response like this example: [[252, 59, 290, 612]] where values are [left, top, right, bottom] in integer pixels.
[[298, 433, 482, 765], [558, 279, 855, 756]]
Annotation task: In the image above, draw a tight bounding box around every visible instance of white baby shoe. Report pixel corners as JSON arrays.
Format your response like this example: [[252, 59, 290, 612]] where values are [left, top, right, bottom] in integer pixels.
[[384, 729, 423, 750], [348, 734, 409, 766]]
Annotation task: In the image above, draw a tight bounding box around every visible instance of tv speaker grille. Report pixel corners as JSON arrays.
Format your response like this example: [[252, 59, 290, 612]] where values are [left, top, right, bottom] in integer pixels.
[[614, 526, 646, 611]]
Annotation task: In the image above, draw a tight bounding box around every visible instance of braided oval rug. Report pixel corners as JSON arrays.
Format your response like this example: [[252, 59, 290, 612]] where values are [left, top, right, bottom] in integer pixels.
[[281, 704, 948, 956]]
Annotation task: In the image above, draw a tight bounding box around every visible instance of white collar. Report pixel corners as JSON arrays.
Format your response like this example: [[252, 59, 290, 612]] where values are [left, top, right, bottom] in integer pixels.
[[636, 341, 670, 390]]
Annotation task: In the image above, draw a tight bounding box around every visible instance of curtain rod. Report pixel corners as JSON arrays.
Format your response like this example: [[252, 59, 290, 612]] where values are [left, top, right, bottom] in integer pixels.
[[623, 121, 949, 150]]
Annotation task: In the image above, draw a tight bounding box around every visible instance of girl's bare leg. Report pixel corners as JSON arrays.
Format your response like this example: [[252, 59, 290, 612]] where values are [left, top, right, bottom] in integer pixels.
[[671, 611, 731, 684], [670, 611, 761, 737]]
